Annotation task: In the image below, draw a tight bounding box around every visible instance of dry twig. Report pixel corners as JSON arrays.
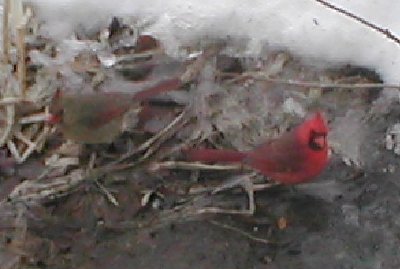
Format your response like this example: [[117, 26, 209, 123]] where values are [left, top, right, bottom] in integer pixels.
[[315, 0, 400, 46]]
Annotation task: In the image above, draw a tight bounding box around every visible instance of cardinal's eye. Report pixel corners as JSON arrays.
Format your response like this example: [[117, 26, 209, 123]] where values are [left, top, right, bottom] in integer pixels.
[[309, 131, 326, 151]]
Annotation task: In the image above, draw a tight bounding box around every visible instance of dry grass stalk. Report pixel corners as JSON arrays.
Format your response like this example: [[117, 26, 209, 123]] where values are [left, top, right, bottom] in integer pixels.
[[8, 119, 50, 163], [209, 220, 271, 245], [16, 26, 26, 95], [3, 0, 10, 63], [114, 109, 189, 165], [226, 71, 400, 89], [6, 169, 86, 204], [94, 179, 119, 206], [150, 161, 244, 171], [0, 104, 15, 147]]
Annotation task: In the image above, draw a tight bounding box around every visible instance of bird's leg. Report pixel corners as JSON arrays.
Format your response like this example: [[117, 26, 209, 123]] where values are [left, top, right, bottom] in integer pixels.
[[197, 174, 256, 215]]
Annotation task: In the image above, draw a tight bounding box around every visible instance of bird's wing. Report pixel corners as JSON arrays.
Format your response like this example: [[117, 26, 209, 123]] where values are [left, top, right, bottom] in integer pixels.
[[245, 132, 305, 174], [63, 93, 132, 128]]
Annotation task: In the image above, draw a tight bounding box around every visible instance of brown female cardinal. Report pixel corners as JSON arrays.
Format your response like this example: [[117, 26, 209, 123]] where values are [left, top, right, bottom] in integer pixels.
[[186, 112, 329, 184], [48, 78, 181, 144]]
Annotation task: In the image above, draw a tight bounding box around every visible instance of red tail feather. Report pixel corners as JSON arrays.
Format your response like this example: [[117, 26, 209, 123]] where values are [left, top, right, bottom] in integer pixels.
[[186, 148, 246, 163]]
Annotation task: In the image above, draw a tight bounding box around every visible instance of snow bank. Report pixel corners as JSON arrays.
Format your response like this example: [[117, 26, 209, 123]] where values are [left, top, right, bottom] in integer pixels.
[[18, 0, 400, 83]]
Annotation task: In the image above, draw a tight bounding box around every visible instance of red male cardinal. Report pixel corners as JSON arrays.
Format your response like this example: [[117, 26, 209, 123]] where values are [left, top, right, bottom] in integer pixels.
[[187, 112, 329, 184], [48, 78, 181, 144]]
